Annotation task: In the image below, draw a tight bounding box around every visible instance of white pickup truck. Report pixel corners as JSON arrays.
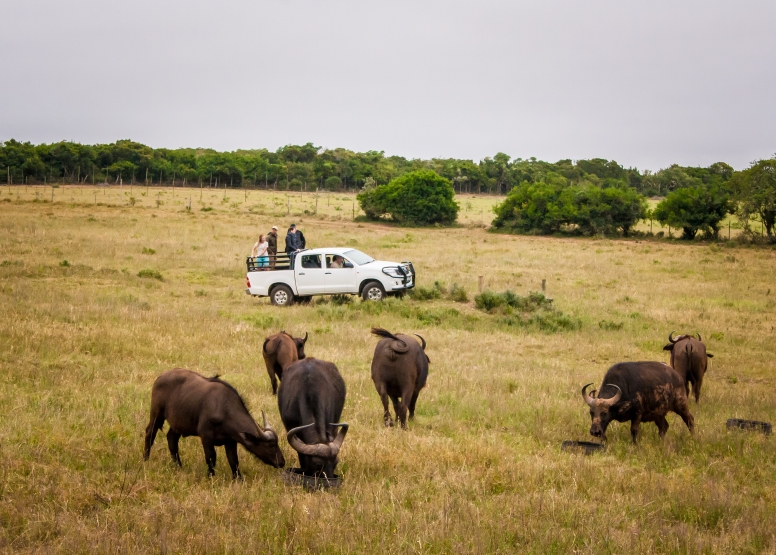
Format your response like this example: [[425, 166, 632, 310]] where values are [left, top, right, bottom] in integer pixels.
[[245, 247, 415, 306]]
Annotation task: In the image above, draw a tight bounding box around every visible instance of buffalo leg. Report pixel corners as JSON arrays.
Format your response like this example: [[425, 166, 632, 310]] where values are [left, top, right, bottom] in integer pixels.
[[655, 416, 670, 438], [391, 395, 408, 429], [201, 439, 218, 477], [144, 411, 164, 460], [677, 408, 695, 435], [377, 386, 394, 427], [225, 441, 241, 479], [630, 417, 642, 444], [408, 390, 420, 421], [269, 372, 278, 396], [166, 429, 182, 466]]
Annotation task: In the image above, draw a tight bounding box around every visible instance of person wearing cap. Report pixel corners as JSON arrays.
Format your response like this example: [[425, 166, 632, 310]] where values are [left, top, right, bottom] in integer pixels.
[[267, 225, 278, 269]]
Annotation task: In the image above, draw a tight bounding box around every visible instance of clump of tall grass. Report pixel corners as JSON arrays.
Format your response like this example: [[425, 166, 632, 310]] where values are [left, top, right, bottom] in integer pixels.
[[411, 281, 469, 303], [137, 268, 163, 280], [475, 290, 580, 332]]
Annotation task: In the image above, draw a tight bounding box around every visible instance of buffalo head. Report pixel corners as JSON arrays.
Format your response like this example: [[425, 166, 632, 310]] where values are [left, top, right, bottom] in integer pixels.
[[240, 411, 285, 468], [286, 422, 348, 477], [582, 383, 622, 439]]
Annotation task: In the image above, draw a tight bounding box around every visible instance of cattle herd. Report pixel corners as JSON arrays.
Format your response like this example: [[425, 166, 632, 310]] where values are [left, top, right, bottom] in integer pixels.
[[143, 329, 713, 481]]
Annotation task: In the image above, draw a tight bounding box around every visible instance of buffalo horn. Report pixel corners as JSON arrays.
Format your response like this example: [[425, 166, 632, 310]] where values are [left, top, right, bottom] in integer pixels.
[[415, 334, 427, 351], [582, 383, 596, 407], [599, 384, 622, 408], [696, 333, 702, 341], [303, 331, 309, 344], [286, 422, 349, 459], [668, 331, 677, 344]]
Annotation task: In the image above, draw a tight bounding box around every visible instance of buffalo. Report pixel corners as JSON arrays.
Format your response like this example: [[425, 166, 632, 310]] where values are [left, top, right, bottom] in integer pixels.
[[582, 361, 694, 443], [370, 327, 429, 429], [144, 368, 285, 477], [262, 331, 308, 395], [278, 358, 348, 478], [663, 331, 714, 403]]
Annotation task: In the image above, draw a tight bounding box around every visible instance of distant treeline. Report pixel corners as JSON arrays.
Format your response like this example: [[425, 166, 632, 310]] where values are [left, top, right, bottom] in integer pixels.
[[0, 138, 736, 197]]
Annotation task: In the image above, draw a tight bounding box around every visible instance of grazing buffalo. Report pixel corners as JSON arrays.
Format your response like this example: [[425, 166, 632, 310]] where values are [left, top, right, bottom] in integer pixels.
[[144, 368, 285, 477], [262, 331, 308, 395], [663, 331, 714, 403], [582, 361, 694, 443], [370, 327, 429, 429], [278, 358, 348, 478]]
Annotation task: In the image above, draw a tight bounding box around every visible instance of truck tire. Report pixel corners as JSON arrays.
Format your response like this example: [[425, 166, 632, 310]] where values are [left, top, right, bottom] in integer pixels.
[[362, 281, 386, 302], [270, 285, 294, 306]]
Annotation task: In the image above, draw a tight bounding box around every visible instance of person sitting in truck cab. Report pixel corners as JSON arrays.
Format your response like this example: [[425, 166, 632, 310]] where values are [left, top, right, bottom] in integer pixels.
[[301, 254, 321, 269], [328, 255, 345, 268]]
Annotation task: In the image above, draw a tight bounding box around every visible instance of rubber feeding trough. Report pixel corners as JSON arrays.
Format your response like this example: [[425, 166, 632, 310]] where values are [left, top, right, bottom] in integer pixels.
[[561, 440, 606, 455], [282, 468, 342, 490], [726, 419, 772, 435]]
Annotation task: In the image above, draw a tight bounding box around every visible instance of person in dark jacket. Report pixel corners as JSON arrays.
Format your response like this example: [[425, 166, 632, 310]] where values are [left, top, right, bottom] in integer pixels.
[[267, 226, 278, 269], [285, 227, 300, 255], [293, 224, 306, 249]]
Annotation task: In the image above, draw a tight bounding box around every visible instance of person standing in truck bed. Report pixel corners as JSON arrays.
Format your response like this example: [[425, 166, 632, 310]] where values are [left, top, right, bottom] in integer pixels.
[[267, 225, 278, 269]]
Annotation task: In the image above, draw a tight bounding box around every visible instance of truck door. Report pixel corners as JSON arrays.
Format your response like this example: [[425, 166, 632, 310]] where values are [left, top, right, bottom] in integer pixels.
[[295, 254, 325, 295], [324, 254, 357, 293]]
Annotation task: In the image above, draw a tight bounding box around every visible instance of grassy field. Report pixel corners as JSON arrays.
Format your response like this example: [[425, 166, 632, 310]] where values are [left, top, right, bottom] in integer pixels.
[[1, 185, 775, 554]]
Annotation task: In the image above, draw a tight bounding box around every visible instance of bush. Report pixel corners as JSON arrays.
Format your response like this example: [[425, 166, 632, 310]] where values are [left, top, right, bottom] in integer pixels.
[[474, 290, 553, 312], [448, 283, 469, 303], [410, 281, 445, 300], [653, 185, 733, 239], [491, 174, 647, 236], [357, 170, 458, 225], [137, 269, 163, 280], [141, 247, 156, 255]]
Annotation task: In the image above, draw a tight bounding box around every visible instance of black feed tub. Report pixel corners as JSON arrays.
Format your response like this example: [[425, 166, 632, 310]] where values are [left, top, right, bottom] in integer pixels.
[[726, 419, 772, 435], [282, 468, 342, 490], [561, 440, 606, 455]]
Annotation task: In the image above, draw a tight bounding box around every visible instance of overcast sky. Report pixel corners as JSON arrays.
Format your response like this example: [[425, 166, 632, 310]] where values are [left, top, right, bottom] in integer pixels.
[[1, 1, 774, 171]]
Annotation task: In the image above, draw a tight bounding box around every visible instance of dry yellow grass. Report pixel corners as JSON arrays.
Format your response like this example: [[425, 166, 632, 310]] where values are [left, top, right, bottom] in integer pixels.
[[1, 185, 775, 554]]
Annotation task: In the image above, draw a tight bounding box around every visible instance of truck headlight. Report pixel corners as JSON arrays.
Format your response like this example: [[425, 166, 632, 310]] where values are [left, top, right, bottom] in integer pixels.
[[382, 267, 404, 278]]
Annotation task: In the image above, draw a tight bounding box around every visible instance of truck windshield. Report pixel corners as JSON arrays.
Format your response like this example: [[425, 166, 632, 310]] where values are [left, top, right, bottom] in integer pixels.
[[343, 249, 374, 265]]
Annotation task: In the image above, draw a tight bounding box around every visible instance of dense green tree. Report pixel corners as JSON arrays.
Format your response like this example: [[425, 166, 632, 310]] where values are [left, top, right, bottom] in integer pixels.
[[492, 175, 647, 236], [732, 158, 776, 243], [357, 170, 458, 225], [653, 185, 733, 239]]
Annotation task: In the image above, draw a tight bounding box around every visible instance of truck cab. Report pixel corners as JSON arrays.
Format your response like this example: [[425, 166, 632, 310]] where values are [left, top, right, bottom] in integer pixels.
[[245, 247, 415, 306]]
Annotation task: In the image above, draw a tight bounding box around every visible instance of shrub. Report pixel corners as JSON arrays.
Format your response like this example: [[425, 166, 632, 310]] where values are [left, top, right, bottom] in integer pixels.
[[491, 174, 647, 236], [59, 260, 70, 267], [137, 269, 163, 280], [141, 247, 156, 255], [653, 185, 733, 239], [448, 283, 469, 303], [357, 170, 458, 225], [474, 290, 553, 312], [410, 281, 446, 300]]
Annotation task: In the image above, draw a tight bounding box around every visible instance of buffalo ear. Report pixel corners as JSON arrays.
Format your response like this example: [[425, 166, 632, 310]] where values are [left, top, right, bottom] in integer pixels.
[[706, 353, 714, 358], [663, 344, 674, 351], [239, 432, 260, 445]]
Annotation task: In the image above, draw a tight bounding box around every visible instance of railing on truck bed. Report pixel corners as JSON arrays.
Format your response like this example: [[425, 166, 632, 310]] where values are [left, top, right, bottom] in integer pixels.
[[246, 252, 295, 272]]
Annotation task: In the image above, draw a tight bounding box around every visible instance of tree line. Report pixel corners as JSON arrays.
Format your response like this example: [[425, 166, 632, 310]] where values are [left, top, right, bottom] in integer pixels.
[[2, 139, 773, 242], [0, 138, 740, 196]]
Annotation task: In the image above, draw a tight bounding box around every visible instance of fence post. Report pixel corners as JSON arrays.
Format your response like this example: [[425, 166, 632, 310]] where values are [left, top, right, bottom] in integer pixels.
[[542, 279, 546, 292], [478, 276, 484, 292]]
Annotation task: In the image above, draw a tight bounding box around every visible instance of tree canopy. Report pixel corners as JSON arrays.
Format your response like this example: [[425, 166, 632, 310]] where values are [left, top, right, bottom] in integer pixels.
[[357, 170, 458, 225]]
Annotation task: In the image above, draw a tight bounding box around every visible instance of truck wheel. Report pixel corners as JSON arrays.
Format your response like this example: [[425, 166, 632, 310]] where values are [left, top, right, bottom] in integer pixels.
[[362, 282, 386, 302], [270, 285, 294, 306]]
